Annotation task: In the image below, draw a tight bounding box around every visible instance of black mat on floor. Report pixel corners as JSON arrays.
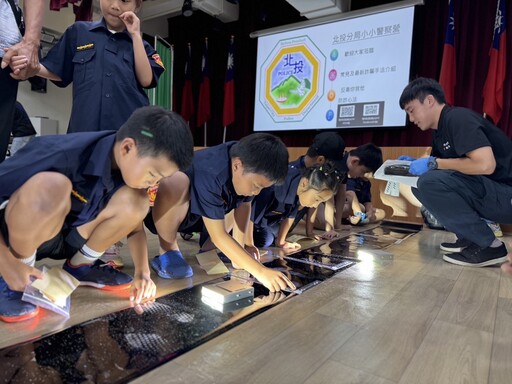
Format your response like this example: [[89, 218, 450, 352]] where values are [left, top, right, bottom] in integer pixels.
[[0, 258, 356, 383], [0, 222, 420, 383]]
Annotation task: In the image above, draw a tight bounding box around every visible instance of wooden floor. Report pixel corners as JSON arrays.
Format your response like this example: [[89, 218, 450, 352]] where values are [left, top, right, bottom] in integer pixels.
[[2, 226, 512, 384]]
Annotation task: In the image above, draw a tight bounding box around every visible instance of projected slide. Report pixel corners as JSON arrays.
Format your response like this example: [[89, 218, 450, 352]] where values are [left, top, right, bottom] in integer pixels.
[[254, 6, 414, 131]]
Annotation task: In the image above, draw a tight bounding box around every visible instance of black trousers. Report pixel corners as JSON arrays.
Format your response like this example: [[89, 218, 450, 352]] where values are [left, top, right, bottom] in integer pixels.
[[0, 58, 18, 163], [412, 170, 512, 248]]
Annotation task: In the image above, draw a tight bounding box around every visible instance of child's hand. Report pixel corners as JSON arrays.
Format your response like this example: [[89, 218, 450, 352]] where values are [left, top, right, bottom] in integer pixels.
[[277, 241, 301, 250], [254, 291, 287, 305], [0, 256, 43, 291], [6, 53, 29, 73], [129, 271, 156, 304], [119, 11, 141, 36], [256, 267, 296, 292], [320, 230, 340, 240]]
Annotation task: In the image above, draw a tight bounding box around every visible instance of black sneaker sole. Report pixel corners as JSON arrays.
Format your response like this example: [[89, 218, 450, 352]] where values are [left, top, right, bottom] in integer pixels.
[[442, 254, 508, 267], [439, 245, 466, 253]]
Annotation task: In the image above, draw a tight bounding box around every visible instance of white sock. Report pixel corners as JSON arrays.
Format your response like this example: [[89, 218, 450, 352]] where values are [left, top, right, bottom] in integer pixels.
[[490, 239, 503, 248], [19, 252, 36, 267], [70, 244, 104, 266]]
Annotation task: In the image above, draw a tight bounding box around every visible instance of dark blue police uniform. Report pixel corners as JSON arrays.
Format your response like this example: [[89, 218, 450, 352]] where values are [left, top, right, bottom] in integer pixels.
[[346, 178, 372, 205], [41, 18, 165, 133], [186, 142, 253, 221], [413, 106, 512, 248], [0, 131, 125, 258], [251, 166, 302, 248], [145, 142, 253, 241]]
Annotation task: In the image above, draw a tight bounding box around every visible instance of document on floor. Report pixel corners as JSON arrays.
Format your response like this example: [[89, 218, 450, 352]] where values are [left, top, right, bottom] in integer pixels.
[[23, 265, 80, 317], [196, 250, 230, 275], [286, 233, 319, 247]]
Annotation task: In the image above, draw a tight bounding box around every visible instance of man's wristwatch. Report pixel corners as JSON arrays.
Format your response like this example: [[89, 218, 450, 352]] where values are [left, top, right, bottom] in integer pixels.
[[427, 157, 438, 170]]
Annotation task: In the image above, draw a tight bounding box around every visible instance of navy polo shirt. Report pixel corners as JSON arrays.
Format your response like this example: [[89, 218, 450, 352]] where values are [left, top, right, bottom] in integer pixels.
[[252, 166, 302, 229], [0, 131, 124, 228], [41, 18, 165, 133], [346, 178, 372, 204], [432, 106, 512, 183], [186, 142, 253, 221]]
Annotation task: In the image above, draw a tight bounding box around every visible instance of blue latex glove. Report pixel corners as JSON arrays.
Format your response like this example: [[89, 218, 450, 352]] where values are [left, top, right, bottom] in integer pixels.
[[398, 155, 416, 161], [409, 157, 433, 175]]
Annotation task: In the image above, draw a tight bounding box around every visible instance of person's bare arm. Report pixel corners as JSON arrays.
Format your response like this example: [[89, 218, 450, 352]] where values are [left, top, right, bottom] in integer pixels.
[[126, 222, 156, 304], [120, 11, 153, 87], [36, 64, 62, 81], [436, 146, 496, 175], [204, 217, 295, 292], [276, 218, 300, 249], [234, 202, 260, 259], [2, 0, 45, 79], [334, 184, 346, 229]]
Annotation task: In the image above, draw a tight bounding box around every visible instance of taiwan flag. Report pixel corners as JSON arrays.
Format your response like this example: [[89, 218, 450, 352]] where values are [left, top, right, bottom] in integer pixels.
[[181, 43, 195, 123], [197, 38, 211, 127], [222, 36, 235, 127], [483, 0, 507, 124], [439, 0, 456, 105]]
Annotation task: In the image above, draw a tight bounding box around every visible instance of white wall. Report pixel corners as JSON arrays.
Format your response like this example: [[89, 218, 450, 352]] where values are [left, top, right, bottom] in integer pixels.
[[17, 5, 76, 133], [17, 80, 72, 134], [17, 5, 169, 134]]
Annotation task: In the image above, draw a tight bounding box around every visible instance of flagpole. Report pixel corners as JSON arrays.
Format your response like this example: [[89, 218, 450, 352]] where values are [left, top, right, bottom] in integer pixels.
[[204, 122, 207, 146], [223, 126, 227, 143]]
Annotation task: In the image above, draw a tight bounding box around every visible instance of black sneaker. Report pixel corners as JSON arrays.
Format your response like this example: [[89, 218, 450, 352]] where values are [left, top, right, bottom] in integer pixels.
[[63, 259, 132, 290], [440, 238, 472, 253], [0, 277, 39, 323], [443, 243, 508, 267]]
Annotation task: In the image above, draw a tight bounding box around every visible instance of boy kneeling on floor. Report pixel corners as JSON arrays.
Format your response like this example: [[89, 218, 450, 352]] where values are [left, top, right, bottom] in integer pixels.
[[0, 106, 194, 322]]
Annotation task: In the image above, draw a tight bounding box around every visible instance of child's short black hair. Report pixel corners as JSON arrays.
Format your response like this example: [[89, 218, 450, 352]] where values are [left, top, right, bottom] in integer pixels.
[[230, 133, 288, 184], [349, 143, 383, 173], [399, 77, 446, 109], [302, 161, 341, 195], [305, 132, 345, 161], [116, 106, 194, 170]]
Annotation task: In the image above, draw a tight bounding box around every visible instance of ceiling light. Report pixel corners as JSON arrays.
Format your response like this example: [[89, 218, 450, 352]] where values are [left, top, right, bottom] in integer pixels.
[[182, 0, 193, 17]]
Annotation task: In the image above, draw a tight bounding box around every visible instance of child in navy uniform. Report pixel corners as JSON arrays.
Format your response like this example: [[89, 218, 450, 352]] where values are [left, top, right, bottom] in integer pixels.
[[144, 133, 296, 292], [329, 144, 383, 230], [0, 106, 193, 322], [250, 162, 342, 249], [306, 144, 383, 234], [287, 132, 346, 238], [12, 0, 165, 133]]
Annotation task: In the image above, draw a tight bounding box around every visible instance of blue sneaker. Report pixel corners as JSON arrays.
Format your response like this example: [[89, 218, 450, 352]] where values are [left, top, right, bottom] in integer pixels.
[[150, 250, 193, 279], [0, 277, 39, 322], [63, 259, 132, 291], [350, 212, 369, 225]]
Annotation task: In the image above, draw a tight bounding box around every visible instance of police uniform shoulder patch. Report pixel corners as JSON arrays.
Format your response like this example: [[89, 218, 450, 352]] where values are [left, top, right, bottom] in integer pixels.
[[152, 53, 165, 69]]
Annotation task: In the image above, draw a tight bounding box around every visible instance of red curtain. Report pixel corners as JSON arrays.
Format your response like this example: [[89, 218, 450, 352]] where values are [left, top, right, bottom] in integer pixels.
[[169, 0, 512, 147]]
